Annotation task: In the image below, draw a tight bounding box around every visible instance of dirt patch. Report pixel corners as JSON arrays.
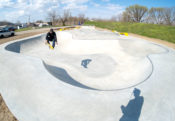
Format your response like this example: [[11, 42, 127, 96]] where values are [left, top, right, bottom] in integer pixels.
[[0, 94, 18, 121]]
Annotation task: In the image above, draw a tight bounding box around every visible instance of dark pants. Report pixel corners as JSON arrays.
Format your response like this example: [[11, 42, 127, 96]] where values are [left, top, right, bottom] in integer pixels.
[[47, 39, 56, 48]]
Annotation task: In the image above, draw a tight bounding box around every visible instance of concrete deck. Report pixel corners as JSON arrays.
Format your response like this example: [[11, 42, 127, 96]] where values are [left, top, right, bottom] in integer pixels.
[[0, 26, 175, 121]]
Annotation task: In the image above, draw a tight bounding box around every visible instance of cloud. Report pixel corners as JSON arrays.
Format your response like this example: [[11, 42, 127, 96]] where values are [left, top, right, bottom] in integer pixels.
[[102, 0, 110, 2], [0, 0, 15, 8], [0, 0, 62, 22], [61, 0, 89, 11], [62, 2, 88, 10], [85, 3, 124, 19], [61, 0, 89, 4], [4, 10, 25, 22], [0, 0, 124, 22], [90, 2, 100, 7], [106, 3, 124, 11]]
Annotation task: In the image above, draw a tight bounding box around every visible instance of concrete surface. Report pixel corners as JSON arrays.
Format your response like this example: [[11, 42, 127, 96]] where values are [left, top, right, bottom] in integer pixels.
[[0, 26, 175, 121]]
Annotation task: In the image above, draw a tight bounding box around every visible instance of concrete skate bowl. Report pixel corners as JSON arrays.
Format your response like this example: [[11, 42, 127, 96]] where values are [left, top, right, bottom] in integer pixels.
[[4, 26, 167, 91]]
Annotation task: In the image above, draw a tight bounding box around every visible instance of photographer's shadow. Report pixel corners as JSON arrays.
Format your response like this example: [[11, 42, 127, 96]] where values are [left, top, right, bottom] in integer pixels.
[[119, 88, 144, 121]]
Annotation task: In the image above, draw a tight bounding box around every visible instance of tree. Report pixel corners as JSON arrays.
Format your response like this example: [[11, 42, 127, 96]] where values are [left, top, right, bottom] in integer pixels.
[[59, 9, 71, 26], [36, 20, 44, 23], [125, 4, 148, 22], [149, 7, 164, 24], [110, 15, 117, 22], [122, 11, 132, 22], [0, 21, 14, 26], [47, 10, 58, 26], [78, 13, 85, 24], [162, 7, 175, 25]]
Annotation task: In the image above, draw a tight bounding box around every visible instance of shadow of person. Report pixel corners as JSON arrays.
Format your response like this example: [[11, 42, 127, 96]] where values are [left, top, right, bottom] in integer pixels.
[[81, 59, 92, 68], [119, 88, 144, 121]]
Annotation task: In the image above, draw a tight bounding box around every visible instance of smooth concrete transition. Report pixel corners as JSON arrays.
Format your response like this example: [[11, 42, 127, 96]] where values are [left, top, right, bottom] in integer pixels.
[[0, 26, 175, 121]]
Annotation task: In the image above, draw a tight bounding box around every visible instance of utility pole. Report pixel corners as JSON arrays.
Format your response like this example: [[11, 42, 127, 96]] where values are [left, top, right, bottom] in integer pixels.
[[28, 15, 30, 24]]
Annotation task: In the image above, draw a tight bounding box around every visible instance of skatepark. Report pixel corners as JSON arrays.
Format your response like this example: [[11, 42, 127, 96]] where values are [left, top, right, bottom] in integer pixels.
[[0, 26, 175, 121]]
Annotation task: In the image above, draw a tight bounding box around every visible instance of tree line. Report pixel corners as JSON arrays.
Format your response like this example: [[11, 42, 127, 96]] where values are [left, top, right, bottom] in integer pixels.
[[47, 10, 87, 26], [120, 4, 175, 25], [1, 4, 174, 26], [0, 10, 86, 27]]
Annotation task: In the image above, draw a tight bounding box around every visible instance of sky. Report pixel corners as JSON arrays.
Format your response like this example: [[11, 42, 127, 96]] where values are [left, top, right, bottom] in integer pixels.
[[0, 0, 175, 23]]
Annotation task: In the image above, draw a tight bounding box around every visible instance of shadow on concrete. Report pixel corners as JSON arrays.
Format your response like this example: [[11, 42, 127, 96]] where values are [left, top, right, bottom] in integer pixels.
[[5, 41, 21, 53], [81, 59, 92, 68], [5, 36, 42, 53], [43, 63, 97, 90], [119, 88, 144, 121], [5, 34, 97, 90]]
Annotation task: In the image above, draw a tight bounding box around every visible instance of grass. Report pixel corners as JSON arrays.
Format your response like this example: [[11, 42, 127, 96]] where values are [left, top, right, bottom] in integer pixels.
[[14, 25, 63, 32], [15, 27, 33, 32], [84, 21, 175, 43], [15, 26, 53, 32]]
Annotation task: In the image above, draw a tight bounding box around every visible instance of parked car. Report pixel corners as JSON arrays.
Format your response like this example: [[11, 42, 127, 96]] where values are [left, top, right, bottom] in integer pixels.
[[6, 27, 17, 31], [0, 29, 15, 38]]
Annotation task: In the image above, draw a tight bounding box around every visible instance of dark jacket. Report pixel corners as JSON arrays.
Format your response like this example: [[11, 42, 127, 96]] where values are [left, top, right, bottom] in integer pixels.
[[46, 32, 57, 42]]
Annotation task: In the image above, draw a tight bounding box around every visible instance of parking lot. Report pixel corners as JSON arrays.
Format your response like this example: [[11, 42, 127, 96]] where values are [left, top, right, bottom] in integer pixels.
[[0, 28, 50, 45]]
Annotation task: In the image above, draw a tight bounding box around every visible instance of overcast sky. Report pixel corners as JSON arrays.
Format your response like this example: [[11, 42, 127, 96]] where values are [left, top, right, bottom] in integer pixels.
[[0, 0, 174, 23]]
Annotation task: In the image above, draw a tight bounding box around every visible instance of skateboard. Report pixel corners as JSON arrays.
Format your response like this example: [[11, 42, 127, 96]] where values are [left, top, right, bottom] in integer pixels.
[[45, 42, 54, 50], [48, 43, 54, 49], [120, 32, 128, 36]]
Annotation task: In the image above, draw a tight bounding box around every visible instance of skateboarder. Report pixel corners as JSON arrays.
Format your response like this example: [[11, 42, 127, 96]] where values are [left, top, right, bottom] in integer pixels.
[[46, 29, 58, 49]]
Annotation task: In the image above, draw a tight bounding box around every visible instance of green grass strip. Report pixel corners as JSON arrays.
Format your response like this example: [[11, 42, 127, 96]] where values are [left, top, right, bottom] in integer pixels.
[[84, 21, 175, 43]]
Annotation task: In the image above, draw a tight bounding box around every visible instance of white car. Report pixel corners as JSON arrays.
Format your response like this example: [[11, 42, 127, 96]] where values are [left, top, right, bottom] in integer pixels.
[[0, 29, 15, 38]]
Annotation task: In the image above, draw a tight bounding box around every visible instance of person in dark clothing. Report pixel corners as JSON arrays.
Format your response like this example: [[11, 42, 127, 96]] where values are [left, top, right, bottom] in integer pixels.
[[46, 29, 58, 48]]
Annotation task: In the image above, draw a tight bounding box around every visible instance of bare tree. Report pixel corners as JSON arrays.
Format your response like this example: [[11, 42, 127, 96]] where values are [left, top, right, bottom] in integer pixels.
[[121, 11, 132, 22], [78, 13, 85, 24], [149, 7, 164, 24], [59, 9, 71, 26], [110, 15, 117, 22], [68, 16, 78, 25], [47, 10, 58, 26], [73, 16, 79, 25], [0, 21, 14, 26], [115, 14, 123, 22], [163, 7, 175, 25], [125, 4, 148, 22]]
